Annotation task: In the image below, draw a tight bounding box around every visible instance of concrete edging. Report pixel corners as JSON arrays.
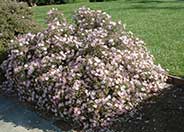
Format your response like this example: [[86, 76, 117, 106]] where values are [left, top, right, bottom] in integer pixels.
[[167, 75, 184, 86]]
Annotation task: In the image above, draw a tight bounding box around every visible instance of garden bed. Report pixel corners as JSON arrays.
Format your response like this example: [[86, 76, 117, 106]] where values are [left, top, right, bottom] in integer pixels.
[[0, 0, 183, 131], [1, 83, 183, 132], [42, 83, 184, 132]]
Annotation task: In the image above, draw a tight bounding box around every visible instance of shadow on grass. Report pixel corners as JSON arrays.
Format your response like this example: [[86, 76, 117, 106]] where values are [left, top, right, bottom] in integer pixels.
[[123, 6, 184, 10], [126, 0, 184, 3], [123, 0, 184, 10]]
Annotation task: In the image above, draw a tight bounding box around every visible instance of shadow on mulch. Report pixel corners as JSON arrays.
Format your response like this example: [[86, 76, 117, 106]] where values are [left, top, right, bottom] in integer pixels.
[[0, 84, 184, 132], [110, 85, 184, 132], [53, 85, 184, 132]]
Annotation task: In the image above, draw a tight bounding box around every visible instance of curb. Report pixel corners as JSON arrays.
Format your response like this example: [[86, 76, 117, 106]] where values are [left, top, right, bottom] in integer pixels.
[[167, 75, 184, 86]]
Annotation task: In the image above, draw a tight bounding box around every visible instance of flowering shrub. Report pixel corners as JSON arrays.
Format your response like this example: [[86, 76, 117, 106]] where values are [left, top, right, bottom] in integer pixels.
[[0, 0, 40, 84], [1, 7, 167, 131]]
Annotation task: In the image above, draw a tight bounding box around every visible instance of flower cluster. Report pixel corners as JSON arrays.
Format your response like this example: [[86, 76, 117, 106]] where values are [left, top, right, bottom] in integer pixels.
[[1, 7, 167, 131]]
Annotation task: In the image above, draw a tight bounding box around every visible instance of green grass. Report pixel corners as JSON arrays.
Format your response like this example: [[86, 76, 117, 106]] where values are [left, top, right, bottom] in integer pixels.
[[31, 0, 183, 76]]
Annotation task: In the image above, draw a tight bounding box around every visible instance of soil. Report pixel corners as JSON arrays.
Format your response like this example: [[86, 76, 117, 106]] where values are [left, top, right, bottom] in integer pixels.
[[1, 84, 184, 132], [52, 85, 184, 132], [111, 85, 184, 132]]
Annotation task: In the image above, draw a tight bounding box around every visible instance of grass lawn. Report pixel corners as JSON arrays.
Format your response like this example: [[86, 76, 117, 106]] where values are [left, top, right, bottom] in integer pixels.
[[32, 0, 184, 76]]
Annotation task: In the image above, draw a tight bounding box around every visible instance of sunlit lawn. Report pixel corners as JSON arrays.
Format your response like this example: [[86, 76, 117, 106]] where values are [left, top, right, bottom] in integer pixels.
[[32, 0, 184, 76]]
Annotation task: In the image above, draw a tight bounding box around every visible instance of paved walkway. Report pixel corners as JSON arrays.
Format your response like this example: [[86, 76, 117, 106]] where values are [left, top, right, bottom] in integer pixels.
[[0, 95, 62, 132]]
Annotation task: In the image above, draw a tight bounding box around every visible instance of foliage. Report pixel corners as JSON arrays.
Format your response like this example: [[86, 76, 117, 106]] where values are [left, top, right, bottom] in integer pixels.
[[20, 0, 114, 6], [18, 0, 89, 6], [0, 0, 40, 84], [89, 0, 115, 2], [1, 7, 167, 131], [0, 0, 40, 47]]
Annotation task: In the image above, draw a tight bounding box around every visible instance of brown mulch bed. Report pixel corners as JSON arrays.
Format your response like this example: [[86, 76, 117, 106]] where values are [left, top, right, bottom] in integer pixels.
[[111, 84, 184, 132], [1, 78, 184, 132]]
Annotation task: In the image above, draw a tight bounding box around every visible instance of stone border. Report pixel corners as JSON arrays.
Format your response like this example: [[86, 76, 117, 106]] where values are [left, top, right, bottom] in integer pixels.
[[167, 75, 184, 86]]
